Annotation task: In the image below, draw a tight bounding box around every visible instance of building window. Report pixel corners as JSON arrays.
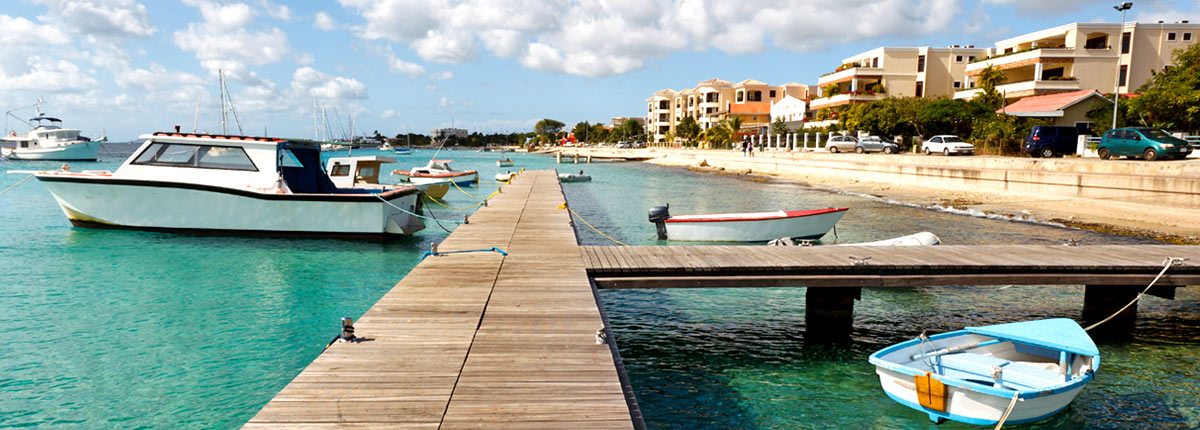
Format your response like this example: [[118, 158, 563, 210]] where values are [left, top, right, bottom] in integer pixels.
[[1168, 32, 1177, 41], [1121, 32, 1131, 53], [872, 57, 879, 68], [917, 55, 925, 72], [769, 90, 776, 98], [1118, 65, 1128, 87], [968, 55, 976, 62], [955, 55, 964, 62], [1185, 33, 1193, 41], [1085, 34, 1108, 49], [1004, 47, 1014, 54], [736, 91, 744, 102], [915, 81, 924, 98], [953, 81, 961, 89]]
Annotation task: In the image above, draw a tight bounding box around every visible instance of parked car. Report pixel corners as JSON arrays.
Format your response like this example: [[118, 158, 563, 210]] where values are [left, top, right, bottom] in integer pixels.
[[1024, 125, 1081, 158], [1097, 127, 1194, 161], [616, 141, 631, 148], [856, 136, 900, 154], [826, 135, 859, 153], [922, 135, 975, 155], [632, 141, 645, 148]]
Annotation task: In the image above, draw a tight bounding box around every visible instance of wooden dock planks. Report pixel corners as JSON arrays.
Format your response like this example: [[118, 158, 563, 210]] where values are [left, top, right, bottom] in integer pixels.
[[584, 245, 1200, 289], [245, 170, 633, 429]]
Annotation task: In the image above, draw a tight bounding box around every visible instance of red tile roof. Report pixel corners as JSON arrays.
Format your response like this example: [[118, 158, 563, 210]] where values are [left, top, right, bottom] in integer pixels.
[[998, 90, 1108, 115]]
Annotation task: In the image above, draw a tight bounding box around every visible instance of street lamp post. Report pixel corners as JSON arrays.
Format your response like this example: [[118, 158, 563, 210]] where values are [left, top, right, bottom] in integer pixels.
[[1112, 2, 1133, 130]]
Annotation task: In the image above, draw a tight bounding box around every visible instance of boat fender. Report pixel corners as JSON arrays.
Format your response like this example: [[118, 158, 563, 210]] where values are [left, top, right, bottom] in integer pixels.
[[648, 205, 670, 240]]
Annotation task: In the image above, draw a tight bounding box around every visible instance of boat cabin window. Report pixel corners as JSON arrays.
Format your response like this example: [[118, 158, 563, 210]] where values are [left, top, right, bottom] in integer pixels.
[[279, 149, 304, 168], [133, 143, 258, 171], [330, 163, 351, 176]]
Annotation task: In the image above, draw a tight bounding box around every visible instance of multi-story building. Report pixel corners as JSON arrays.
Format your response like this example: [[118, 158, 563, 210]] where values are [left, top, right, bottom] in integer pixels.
[[644, 79, 820, 142], [811, 45, 988, 112], [646, 89, 677, 140], [955, 21, 1200, 101], [430, 127, 468, 140]]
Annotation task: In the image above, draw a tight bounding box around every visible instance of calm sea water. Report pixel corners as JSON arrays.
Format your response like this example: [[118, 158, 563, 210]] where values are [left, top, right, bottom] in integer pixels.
[[1, 144, 1197, 429]]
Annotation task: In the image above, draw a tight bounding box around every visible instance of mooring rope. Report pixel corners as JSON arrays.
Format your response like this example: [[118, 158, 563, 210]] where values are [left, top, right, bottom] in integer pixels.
[[427, 195, 489, 210], [559, 202, 629, 247], [0, 174, 34, 196], [420, 246, 508, 261], [993, 390, 1022, 430], [451, 179, 493, 199], [1084, 256, 1188, 332], [374, 194, 461, 233]]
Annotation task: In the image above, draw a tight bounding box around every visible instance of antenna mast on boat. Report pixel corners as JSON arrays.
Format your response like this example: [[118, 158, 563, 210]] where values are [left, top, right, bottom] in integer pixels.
[[219, 70, 227, 134], [349, 91, 360, 156], [4, 97, 43, 135], [218, 70, 244, 135], [311, 95, 320, 140]]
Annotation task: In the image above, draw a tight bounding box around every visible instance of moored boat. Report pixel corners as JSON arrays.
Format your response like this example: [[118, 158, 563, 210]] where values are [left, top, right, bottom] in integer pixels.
[[392, 147, 413, 155], [495, 171, 516, 182], [29, 132, 424, 239], [325, 155, 448, 199], [648, 205, 847, 242], [869, 318, 1099, 426], [393, 159, 478, 185], [558, 171, 591, 183], [496, 158, 513, 167], [2, 114, 100, 161]]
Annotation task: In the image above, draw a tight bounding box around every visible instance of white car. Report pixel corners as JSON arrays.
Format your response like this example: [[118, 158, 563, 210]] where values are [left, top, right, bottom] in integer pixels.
[[826, 135, 859, 153], [922, 135, 975, 156]]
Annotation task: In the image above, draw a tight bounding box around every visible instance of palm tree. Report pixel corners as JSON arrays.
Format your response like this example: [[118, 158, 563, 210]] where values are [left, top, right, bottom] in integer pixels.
[[974, 65, 1006, 109], [723, 116, 744, 150]]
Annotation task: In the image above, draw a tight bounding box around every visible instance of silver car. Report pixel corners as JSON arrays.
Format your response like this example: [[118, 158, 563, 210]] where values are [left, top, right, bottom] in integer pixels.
[[856, 136, 900, 154], [826, 135, 859, 153]]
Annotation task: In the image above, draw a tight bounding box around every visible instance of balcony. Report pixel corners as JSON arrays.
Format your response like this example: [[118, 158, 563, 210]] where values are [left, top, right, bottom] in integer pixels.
[[809, 92, 885, 110], [818, 67, 886, 86], [966, 46, 1111, 74], [953, 79, 1081, 100]]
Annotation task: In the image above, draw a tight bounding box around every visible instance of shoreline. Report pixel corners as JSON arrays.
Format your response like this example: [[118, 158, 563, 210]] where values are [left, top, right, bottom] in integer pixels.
[[556, 147, 1200, 244]]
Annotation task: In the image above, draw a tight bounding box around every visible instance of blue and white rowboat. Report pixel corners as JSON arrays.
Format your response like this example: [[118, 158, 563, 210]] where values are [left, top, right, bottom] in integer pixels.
[[869, 318, 1100, 426]]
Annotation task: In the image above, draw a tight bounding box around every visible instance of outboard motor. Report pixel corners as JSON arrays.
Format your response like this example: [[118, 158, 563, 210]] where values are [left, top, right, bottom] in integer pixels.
[[648, 205, 670, 240]]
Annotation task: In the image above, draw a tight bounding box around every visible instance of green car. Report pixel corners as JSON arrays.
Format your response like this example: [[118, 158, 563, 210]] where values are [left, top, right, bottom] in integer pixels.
[[1097, 127, 1193, 161]]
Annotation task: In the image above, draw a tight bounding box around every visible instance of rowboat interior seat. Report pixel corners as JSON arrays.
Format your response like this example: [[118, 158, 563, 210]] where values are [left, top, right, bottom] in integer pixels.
[[937, 353, 1062, 390]]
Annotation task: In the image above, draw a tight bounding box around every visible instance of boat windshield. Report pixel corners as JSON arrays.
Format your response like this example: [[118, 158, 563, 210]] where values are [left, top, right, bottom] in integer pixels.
[[279, 149, 304, 168], [133, 143, 258, 171]]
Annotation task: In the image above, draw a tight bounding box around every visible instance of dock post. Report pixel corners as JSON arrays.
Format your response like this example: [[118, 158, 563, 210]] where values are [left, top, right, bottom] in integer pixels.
[[556, 152, 562, 163], [805, 287, 860, 342], [587, 155, 592, 163], [1082, 285, 1139, 333], [574, 155, 579, 164]]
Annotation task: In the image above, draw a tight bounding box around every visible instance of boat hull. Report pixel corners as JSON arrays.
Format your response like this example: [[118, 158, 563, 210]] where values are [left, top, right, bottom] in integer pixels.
[[416, 181, 450, 199], [875, 366, 1085, 425], [35, 175, 424, 239], [2, 141, 99, 160], [496, 160, 513, 167], [406, 171, 477, 186], [664, 209, 846, 242]]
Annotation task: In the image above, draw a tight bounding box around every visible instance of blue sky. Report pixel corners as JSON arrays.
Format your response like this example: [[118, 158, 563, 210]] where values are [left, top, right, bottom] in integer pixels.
[[1, 0, 1197, 141]]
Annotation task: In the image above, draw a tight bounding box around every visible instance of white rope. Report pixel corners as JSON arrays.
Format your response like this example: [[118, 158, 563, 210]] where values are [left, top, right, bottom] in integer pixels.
[[374, 194, 463, 233], [993, 390, 1021, 430], [0, 174, 34, 196], [1084, 257, 1188, 332]]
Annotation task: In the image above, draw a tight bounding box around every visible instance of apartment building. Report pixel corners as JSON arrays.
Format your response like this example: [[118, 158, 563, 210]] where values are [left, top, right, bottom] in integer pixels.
[[812, 45, 988, 112], [430, 127, 468, 140], [646, 89, 677, 140], [955, 21, 1200, 101], [645, 79, 816, 142]]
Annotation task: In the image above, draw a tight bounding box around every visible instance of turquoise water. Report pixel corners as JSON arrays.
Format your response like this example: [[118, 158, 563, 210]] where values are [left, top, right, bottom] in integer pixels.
[[1, 145, 1198, 429]]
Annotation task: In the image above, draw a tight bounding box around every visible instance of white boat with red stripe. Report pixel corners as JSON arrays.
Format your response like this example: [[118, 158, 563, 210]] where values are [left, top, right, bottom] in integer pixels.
[[393, 159, 478, 185], [649, 205, 848, 242]]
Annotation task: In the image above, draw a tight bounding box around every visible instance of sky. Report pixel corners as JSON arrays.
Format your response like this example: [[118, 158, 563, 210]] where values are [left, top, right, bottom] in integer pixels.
[[1, 0, 1197, 141]]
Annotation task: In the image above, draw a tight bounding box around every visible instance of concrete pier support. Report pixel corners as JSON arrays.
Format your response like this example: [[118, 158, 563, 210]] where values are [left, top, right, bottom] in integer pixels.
[[1082, 285, 1140, 333], [805, 287, 861, 342]]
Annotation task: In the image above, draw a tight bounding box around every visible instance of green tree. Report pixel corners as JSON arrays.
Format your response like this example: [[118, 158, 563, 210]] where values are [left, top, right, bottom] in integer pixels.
[[570, 121, 591, 143], [534, 118, 565, 143], [1085, 97, 1128, 135], [723, 116, 744, 149], [1126, 42, 1200, 132], [822, 84, 842, 97], [676, 115, 701, 142], [974, 65, 1005, 109], [919, 98, 992, 137], [770, 117, 791, 136]]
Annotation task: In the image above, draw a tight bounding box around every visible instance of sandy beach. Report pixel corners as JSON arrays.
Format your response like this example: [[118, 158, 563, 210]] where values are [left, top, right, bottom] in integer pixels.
[[551, 147, 1200, 244]]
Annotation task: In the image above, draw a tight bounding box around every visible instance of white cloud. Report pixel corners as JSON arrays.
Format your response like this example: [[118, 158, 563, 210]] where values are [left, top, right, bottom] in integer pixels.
[[0, 15, 71, 47], [339, 0, 967, 77], [437, 96, 471, 108], [173, 0, 293, 82], [429, 70, 452, 80], [258, 0, 293, 21], [380, 109, 398, 118], [35, 0, 155, 39], [313, 12, 338, 31], [981, 0, 1097, 15], [388, 57, 426, 77], [114, 63, 202, 92], [0, 57, 98, 92], [290, 66, 367, 102]]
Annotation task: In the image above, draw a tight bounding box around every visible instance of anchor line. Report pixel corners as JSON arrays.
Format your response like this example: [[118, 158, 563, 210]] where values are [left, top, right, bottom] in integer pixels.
[[1084, 256, 1188, 332], [450, 179, 494, 199], [0, 174, 34, 196], [374, 194, 460, 233], [560, 203, 629, 247]]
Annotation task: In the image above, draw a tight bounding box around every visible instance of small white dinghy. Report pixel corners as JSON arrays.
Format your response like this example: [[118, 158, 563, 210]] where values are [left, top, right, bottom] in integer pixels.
[[842, 231, 940, 246], [648, 205, 847, 242], [869, 318, 1100, 426], [393, 159, 478, 185], [496, 158, 513, 167], [495, 171, 516, 182], [558, 171, 591, 183]]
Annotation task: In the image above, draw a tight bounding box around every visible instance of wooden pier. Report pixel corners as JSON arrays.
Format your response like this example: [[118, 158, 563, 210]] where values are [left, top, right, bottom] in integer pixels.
[[245, 170, 638, 429]]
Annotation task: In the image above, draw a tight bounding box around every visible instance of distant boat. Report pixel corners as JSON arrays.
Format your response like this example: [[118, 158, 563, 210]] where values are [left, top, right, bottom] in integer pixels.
[[393, 159, 478, 185], [870, 318, 1100, 426], [496, 158, 513, 167], [648, 206, 847, 242], [2, 114, 100, 161], [326, 154, 448, 199], [393, 147, 413, 155]]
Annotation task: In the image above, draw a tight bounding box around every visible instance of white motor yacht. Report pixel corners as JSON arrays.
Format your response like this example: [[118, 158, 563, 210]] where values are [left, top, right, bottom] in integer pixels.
[[2, 114, 100, 161], [29, 132, 424, 240]]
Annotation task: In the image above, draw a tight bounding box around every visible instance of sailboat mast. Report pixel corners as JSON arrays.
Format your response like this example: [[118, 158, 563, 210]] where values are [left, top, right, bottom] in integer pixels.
[[219, 70, 227, 135]]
